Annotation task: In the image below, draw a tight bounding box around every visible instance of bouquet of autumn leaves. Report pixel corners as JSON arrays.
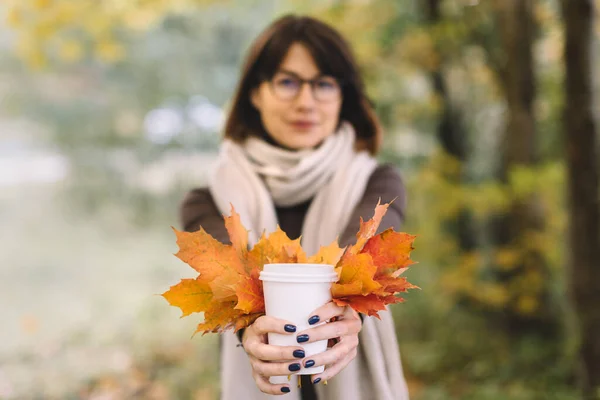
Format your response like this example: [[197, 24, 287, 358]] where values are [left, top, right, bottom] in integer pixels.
[[163, 202, 417, 335]]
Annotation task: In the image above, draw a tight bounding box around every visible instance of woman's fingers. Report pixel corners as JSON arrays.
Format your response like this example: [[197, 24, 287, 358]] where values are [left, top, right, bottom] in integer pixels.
[[250, 315, 298, 336], [306, 302, 346, 326], [301, 335, 359, 369], [249, 356, 304, 378], [244, 316, 305, 361], [296, 318, 361, 343], [250, 342, 307, 361], [252, 370, 292, 395], [311, 345, 358, 383]]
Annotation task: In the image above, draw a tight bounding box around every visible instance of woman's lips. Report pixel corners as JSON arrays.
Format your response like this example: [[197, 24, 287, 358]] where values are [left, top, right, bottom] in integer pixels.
[[289, 121, 317, 130]]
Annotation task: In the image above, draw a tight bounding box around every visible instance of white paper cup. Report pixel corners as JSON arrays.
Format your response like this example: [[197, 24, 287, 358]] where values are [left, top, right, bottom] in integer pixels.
[[259, 263, 337, 383]]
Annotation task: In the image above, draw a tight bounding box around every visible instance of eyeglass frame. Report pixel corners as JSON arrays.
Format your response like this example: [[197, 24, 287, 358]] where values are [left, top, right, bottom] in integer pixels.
[[262, 70, 344, 103]]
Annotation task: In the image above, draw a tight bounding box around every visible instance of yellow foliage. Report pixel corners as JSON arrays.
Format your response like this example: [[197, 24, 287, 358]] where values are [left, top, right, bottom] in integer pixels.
[[33, 0, 52, 9], [57, 39, 84, 62], [122, 8, 163, 31], [6, 6, 22, 28], [286, 0, 395, 72], [413, 152, 566, 317], [438, 239, 459, 259], [15, 34, 48, 69], [508, 165, 540, 200], [4, 0, 221, 66], [464, 183, 511, 218], [521, 231, 547, 254], [477, 283, 510, 309], [515, 295, 539, 315], [461, 252, 483, 273], [83, 13, 114, 37], [395, 29, 439, 71], [440, 251, 481, 297], [95, 38, 125, 63], [494, 248, 521, 271]]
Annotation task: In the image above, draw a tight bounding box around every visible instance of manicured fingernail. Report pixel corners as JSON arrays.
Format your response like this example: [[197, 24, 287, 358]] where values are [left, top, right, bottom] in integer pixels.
[[288, 363, 301, 372], [296, 334, 309, 343], [281, 387, 291, 393], [308, 315, 320, 325], [313, 378, 321, 384], [284, 324, 296, 333], [293, 349, 305, 358], [304, 359, 315, 368]]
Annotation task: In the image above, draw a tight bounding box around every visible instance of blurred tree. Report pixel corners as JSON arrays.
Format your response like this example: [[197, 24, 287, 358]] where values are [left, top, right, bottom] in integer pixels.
[[421, 0, 477, 255], [561, 0, 600, 396], [487, 0, 558, 338]]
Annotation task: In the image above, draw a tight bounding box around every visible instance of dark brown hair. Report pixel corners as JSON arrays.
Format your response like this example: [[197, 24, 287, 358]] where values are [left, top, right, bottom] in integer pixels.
[[223, 14, 382, 155]]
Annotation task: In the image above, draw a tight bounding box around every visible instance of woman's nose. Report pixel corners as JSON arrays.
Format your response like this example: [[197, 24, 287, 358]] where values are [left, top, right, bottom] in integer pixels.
[[294, 82, 317, 108]]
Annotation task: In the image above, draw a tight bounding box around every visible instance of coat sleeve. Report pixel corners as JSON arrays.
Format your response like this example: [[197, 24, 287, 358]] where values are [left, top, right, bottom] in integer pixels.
[[179, 188, 230, 244], [339, 164, 407, 247]]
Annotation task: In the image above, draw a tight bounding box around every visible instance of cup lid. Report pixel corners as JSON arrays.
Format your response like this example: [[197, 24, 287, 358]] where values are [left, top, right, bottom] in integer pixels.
[[260, 263, 338, 283]]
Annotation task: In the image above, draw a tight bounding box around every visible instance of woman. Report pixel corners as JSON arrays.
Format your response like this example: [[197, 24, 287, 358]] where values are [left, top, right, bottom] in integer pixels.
[[180, 15, 409, 400]]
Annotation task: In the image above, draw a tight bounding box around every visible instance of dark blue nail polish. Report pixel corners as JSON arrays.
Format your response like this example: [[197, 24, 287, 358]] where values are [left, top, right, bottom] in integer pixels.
[[281, 387, 291, 393], [293, 349, 305, 358], [304, 359, 315, 368], [308, 315, 320, 325], [288, 363, 301, 372], [313, 378, 322, 384], [297, 334, 309, 343], [284, 324, 296, 333]]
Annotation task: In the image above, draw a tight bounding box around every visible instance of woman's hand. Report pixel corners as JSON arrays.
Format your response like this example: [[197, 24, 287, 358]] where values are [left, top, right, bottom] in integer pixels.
[[296, 302, 362, 384], [242, 316, 307, 395]]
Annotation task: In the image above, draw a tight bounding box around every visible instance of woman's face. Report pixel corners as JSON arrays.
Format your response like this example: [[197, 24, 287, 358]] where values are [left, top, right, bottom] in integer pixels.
[[251, 42, 343, 150]]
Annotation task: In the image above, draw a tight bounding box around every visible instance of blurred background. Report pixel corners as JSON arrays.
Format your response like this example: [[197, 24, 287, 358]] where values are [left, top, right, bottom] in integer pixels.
[[1, 0, 599, 399]]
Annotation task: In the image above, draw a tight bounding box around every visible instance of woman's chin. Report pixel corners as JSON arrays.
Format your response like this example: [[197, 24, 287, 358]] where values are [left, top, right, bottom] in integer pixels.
[[286, 138, 324, 151], [285, 132, 332, 150]]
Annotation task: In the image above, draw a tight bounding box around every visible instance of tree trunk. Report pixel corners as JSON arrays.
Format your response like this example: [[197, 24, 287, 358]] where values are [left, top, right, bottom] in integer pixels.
[[424, 0, 477, 252], [495, 0, 536, 174], [561, 0, 600, 395], [490, 0, 557, 334]]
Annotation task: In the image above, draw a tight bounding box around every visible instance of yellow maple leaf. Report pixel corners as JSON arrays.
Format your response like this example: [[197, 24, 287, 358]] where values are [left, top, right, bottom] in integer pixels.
[[247, 227, 307, 269], [308, 241, 345, 265], [162, 278, 212, 317]]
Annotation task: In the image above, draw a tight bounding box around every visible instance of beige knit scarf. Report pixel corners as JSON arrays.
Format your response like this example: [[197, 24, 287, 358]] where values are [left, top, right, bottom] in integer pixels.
[[208, 122, 410, 400]]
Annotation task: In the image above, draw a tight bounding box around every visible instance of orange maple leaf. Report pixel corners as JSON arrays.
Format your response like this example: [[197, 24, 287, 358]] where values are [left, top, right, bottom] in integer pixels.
[[347, 201, 389, 255], [361, 229, 416, 277], [224, 205, 249, 257], [235, 275, 265, 313], [330, 203, 418, 318], [332, 253, 381, 297]]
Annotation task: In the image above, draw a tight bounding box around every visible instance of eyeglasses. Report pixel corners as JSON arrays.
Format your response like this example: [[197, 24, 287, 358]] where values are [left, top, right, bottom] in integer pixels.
[[267, 71, 342, 103]]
